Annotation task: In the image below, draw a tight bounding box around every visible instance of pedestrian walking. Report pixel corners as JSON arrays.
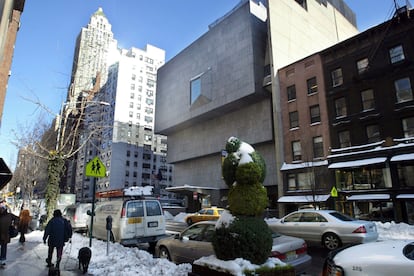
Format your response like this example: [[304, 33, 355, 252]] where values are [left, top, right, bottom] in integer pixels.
[[0, 201, 18, 267], [18, 208, 31, 247], [43, 209, 70, 269]]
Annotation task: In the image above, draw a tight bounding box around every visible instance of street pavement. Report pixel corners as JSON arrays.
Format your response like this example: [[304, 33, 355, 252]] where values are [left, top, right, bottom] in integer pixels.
[[0, 236, 85, 276]]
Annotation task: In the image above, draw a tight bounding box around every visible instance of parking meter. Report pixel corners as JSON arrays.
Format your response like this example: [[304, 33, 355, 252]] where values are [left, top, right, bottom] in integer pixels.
[[106, 215, 112, 256], [106, 215, 112, 230]]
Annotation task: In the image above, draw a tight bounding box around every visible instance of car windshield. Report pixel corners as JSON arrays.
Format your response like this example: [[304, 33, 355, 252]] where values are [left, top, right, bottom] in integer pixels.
[[329, 211, 356, 221]]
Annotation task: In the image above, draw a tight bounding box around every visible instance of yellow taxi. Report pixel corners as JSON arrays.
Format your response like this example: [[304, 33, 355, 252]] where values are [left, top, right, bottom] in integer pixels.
[[185, 207, 225, 225]]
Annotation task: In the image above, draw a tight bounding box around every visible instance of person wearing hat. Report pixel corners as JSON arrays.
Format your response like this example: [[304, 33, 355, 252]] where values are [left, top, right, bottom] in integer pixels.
[[43, 209, 67, 268], [0, 202, 18, 267]]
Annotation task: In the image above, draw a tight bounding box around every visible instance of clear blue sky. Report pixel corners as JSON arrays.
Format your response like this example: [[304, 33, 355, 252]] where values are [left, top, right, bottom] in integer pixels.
[[0, 0, 403, 169]]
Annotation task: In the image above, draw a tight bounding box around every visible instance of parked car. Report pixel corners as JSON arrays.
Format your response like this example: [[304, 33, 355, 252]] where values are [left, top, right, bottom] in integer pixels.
[[185, 207, 225, 225], [322, 240, 414, 276], [267, 210, 378, 250], [63, 203, 92, 233], [155, 221, 312, 274]]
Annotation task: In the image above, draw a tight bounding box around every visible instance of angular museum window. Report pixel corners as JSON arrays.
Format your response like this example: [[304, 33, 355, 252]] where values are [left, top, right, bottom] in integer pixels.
[[307, 77, 318, 94], [190, 77, 201, 104], [395, 77, 413, 103], [310, 105, 320, 124], [334, 97, 347, 118], [338, 130, 351, 148], [361, 89, 375, 111], [287, 84, 296, 101], [402, 117, 414, 138], [289, 111, 299, 129], [357, 57, 369, 74], [389, 45, 405, 64], [331, 68, 343, 87]]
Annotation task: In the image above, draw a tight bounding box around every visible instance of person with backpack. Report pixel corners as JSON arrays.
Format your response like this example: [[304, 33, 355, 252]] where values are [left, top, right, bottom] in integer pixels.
[[43, 209, 72, 269]]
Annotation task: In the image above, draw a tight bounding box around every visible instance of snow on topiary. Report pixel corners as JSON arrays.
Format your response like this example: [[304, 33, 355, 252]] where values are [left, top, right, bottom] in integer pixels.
[[213, 137, 272, 265]]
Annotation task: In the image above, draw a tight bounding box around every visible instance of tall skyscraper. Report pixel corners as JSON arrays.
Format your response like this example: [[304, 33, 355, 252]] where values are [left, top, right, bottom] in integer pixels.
[[67, 7, 117, 110]]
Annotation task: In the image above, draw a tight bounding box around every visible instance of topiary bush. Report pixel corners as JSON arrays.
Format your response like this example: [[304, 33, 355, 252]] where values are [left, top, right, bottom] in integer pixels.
[[228, 182, 268, 216], [213, 216, 272, 265], [213, 137, 272, 265]]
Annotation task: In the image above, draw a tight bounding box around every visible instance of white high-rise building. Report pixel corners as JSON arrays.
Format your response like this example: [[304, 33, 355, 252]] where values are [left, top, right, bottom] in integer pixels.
[[74, 45, 174, 201]]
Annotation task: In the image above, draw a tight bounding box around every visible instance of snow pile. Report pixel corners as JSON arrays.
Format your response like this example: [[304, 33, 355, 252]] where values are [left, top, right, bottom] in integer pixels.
[[124, 186, 153, 196]]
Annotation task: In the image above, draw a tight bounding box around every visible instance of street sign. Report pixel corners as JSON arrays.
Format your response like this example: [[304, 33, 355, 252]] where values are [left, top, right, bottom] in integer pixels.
[[85, 157, 106, 178], [330, 186, 338, 197]]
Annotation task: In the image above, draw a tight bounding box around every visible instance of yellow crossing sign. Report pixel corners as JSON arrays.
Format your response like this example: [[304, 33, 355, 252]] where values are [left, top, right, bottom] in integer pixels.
[[330, 186, 338, 197], [85, 157, 106, 178]]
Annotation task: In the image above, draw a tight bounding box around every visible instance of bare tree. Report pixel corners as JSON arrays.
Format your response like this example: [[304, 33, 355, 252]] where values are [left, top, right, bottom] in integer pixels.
[[11, 91, 109, 220]]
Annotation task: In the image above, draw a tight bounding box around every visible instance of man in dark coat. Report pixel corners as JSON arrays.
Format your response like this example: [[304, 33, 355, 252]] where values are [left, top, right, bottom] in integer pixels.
[[43, 209, 66, 268], [0, 202, 18, 267]]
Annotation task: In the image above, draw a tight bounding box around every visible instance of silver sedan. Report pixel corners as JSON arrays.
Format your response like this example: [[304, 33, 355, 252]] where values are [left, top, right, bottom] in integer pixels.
[[155, 221, 312, 274], [267, 209, 378, 250]]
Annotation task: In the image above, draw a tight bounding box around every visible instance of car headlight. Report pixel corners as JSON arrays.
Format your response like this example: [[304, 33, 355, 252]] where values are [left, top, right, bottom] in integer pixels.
[[323, 259, 344, 276]]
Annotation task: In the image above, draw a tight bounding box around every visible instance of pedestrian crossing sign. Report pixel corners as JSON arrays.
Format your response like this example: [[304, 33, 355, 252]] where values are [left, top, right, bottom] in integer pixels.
[[85, 157, 106, 178], [330, 186, 338, 197]]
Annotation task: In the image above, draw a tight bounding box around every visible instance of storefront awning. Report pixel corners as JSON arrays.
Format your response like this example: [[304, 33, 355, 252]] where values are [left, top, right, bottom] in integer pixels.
[[165, 185, 221, 194], [396, 194, 414, 199], [390, 153, 414, 162], [328, 157, 386, 169], [277, 194, 330, 203], [347, 194, 390, 201]]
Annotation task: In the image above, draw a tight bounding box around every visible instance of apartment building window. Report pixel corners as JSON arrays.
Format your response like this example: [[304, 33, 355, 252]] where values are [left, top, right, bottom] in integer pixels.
[[389, 45, 405, 64], [130, 83, 135, 90], [366, 124, 381, 143], [127, 150, 130, 157], [338, 130, 351, 148], [130, 93, 135, 99], [146, 98, 154, 105], [402, 117, 414, 138], [356, 58, 369, 74], [292, 141, 302, 161], [190, 77, 201, 104], [125, 171, 129, 177], [131, 74, 136, 80], [129, 111, 133, 118], [136, 113, 140, 119], [361, 89, 375, 111], [395, 77, 413, 103], [145, 107, 153, 114], [310, 105, 320, 124], [133, 161, 138, 167], [288, 174, 296, 191], [334, 97, 347, 118], [129, 102, 134, 108], [289, 111, 299, 129], [287, 85, 296, 101], [307, 77, 318, 94], [145, 116, 153, 123], [126, 160, 130, 167], [331, 68, 343, 87], [313, 136, 324, 158]]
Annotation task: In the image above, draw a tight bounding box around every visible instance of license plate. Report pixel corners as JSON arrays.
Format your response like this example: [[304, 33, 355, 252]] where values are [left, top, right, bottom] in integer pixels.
[[148, 221, 158, 227], [285, 250, 297, 261], [128, 217, 142, 224]]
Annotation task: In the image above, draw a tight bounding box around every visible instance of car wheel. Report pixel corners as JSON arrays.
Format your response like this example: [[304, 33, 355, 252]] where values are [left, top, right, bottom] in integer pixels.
[[323, 232, 341, 250], [158, 246, 171, 261], [186, 218, 193, 225]]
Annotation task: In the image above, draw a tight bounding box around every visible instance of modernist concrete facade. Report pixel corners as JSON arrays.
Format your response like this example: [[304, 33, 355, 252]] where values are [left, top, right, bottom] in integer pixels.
[[155, 0, 358, 211], [155, 0, 272, 210], [0, 0, 24, 127]]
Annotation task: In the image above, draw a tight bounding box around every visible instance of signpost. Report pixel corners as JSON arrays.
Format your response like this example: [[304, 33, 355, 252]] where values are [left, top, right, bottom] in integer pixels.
[[0, 158, 12, 190], [85, 156, 106, 247]]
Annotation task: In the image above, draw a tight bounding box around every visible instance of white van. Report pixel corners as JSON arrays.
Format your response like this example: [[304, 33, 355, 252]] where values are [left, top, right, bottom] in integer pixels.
[[63, 203, 92, 233], [88, 198, 166, 249]]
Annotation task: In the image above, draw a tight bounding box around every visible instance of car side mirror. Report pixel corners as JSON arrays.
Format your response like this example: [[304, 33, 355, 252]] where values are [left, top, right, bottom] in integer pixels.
[[280, 219, 285, 224]]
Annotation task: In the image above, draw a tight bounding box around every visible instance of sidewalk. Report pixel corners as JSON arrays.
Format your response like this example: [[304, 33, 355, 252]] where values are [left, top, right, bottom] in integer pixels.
[[0, 236, 85, 276]]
